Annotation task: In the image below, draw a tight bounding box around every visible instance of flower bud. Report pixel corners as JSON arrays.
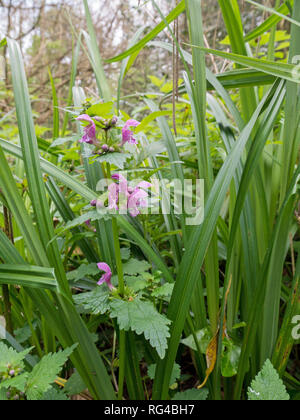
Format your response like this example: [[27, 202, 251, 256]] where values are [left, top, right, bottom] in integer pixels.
[[109, 147, 115, 153], [102, 144, 109, 152], [111, 116, 118, 126]]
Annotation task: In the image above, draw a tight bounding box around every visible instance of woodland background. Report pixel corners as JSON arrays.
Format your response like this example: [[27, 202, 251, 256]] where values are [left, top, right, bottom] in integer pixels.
[[0, 0, 283, 127]]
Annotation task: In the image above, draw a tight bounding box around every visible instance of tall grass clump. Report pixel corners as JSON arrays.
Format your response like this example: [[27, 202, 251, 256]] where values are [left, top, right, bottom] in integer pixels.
[[0, 0, 299, 401]]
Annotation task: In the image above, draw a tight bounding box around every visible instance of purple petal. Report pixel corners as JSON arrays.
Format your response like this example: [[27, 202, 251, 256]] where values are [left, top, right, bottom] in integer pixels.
[[108, 183, 119, 211], [121, 119, 140, 145], [127, 189, 148, 217], [76, 114, 95, 124], [97, 262, 111, 274], [76, 114, 96, 144], [97, 263, 113, 290], [124, 119, 140, 129], [112, 174, 129, 197], [136, 181, 152, 190]]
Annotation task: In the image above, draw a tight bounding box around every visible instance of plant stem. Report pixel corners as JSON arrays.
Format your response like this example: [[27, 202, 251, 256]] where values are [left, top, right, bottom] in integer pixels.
[[112, 217, 125, 296], [112, 218, 126, 399], [2, 206, 14, 335], [118, 329, 126, 400]]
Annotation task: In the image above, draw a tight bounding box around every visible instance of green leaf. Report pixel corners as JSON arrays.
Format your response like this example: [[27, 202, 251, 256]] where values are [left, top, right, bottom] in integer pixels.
[[0, 265, 58, 291], [26, 345, 77, 401], [148, 363, 180, 387], [135, 111, 171, 133], [0, 373, 29, 393], [96, 152, 131, 170], [0, 389, 7, 401], [245, 0, 300, 29], [105, 1, 185, 64], [244, 1, 294, 42], [181, 327, 213, 353], [152, 283, 174, 299], [172, 388, 209, 400], [42, 388, 69, 401], [86, 102, 114, 118], [50, 135, 81, 148], [248, 360, 290, 401], [125, 276, 148, 293], [60, 211, 105, 233], [65, 371, 86, 397], [221, 338, 241, 378], [0, 38, 7, 48], [123, 259, 151, 276], [0, 342, 33, 374], [197, 46, 300, 83], [74, 287, 110, 315], [67, 263, 99, 283], [110, 298, 171, 359]]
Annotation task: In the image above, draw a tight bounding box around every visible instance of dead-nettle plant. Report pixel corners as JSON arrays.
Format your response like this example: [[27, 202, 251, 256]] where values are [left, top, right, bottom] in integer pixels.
[[0, 0, 299, 401], [93, 175, 205, 225]]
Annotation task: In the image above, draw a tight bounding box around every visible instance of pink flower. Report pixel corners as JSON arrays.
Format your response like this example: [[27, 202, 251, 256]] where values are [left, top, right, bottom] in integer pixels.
[[76, 114, 96, 144], [127, 182, 151, 217], [97, 263, 113, 290], [122, 119, 140, 145], [110, 174, 151, 217], [108, 183, 119, 211]]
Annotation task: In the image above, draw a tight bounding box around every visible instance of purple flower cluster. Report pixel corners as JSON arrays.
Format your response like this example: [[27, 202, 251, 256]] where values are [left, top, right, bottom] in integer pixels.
[[108, 174, 151, 217], [76, 114, 140, 148]]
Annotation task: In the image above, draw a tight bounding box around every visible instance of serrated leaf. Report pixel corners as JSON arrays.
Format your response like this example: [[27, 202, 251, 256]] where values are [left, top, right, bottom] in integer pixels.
[[0, 342, 33, 374], [42, 388, 69, 400], [172, 388, 209, 401], [123, 258, 151, 276], [248, 360, 290, 401], [152, 283, 174, 298], [65, 371, 86, 397], [26, 345, 77, 401], [73, 286, 110, 315], [125, 275, 148, 292], [148, 363, 180, 387], [96, 152, 131, 169], [110, 298, 171, 359], [0, 373, 29, 392]]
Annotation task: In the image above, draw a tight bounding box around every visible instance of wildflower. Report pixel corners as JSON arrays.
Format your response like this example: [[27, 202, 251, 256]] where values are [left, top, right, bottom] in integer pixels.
[[110, 174, 151, 217], [128, 182, 151, 217], [108, 183, 119, 211], [97, 263, 113, 290], [122, 119, 140, 145], [111, 116, 118, 126], [102, 144, 109, 152], [76, 114, 96, 144]]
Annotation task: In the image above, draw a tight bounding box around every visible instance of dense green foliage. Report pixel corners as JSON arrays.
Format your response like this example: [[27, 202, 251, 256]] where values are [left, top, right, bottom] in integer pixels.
[[0, 0, 299, 401]]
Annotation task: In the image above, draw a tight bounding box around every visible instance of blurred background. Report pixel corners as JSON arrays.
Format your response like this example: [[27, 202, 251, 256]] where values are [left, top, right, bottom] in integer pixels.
[[0, 0, 284, 126]]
